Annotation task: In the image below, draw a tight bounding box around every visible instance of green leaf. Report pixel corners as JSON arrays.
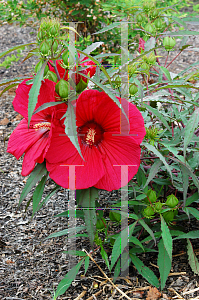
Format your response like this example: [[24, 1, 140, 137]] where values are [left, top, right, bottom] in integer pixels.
[[184, 108, 199, 158], [157, 239, 172, 290], [33, 101, 63, 115], [174, 230, 199, 240], [142, 142, 173, 183], [129, 236, 144, 251], [187, 239, 199, 275], [83, 42, 104, 55], [35, 185, 60, 214], [79, 187, 99, 247], [179, 164, 189, 207], [160, 215, 172, 261], [159, 66, 172, 82], [84, 256, 90, 275], [110, 222, 136, 270], [0, 43, 35, 59], [63, 250, 87, 257], [55, 258, 85, 297], [18, 162, 47, 207], [46, 225, 86, 239], [63, 101, 84, 160], [0, 77, 30, 87], [138, 218, 156, 244], [54, 209, 84, 219], [163, 30, 199, 36], [143, 159, 163, 189], [93, 22, 121, 34], [185, 193, 199, 207], [0, 83, 19, 97], [100, 245, 110, 271], [130, 254, 159, 288], [28, 61, 47, 126], [32, 174, 48, 217], [113, 258, 121, 283], [186, 207, 199, 220], [142, 103, 171, 132]]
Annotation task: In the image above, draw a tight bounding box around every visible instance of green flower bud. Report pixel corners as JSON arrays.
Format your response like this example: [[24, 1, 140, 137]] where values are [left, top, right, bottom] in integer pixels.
[[136, 13, 144, 23], [129, 84, 138, 96], [62, 51, 74, 67], [114, 76, 121, 87], [143, 206, 155, 218], [163, 36, 176, 51], [129, 64, 137, 75], [96, 217, 106, 229], [143, 2, 151, 13], [147, 53, 156, 65], [165, 194, 179, 208], [162, 210, 175, 223], [35, 61, 49, 76], [145, 189, 157, 204], [109, 211, 121, 222], [49, 24, 60, 37], [55, 79, 69, 98], [52, 40, 58, 53], [154, 201, 163, 213], [145, 24, 154, 34], [150, 9, 159, 20], [40, 41, 50, 56], [37, 29, 45, 42], [154, 18, 163, 30], [76, 77, 88, 93], [140, 62, 150, 71], [47, 70, 58, 82]]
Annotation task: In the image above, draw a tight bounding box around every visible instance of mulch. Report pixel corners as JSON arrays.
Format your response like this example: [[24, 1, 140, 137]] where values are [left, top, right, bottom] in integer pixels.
[[1, 15, 199, 300]]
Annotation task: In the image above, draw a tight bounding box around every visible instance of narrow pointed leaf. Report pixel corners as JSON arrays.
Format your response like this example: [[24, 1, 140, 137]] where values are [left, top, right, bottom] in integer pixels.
[[28, 61, 47, 126], [35, 185, 60, 214], [158, 239, 172, 290], [83, 42, 104, 55], [84, 256, 90, 275], [185, 193, 199, 207], [159, 66, 172, 82], [55, 259, 85, 297], [93, 22, 121, 34], [184, 108, 199, 158], [179, 164, 189, 207], [143, 159, 163, 189], [0, 83, 19, 97], [187, 239, 199, 275], [32, 174, 48, 216], [174, 230, 199, 240], [162, 30, 199, 36], [100, 245, 110, 271], [18, 162, 47, 207], [46, 225, 86, 239], [33, 101, 64, 115], [138, 218, 156, 244], [0, 77, 30, 87], [142, 142, 173, 182], [160, 215, 172, 261], [0, 43, 35, 59], [186, 207, 199, 220], [130, 254, 159, 287], [63, 101, 84, 160]]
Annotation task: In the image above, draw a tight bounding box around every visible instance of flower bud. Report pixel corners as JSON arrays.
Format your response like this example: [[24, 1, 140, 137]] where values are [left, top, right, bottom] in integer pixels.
[[52, 40, 58, 53], [129, 63, 137, 75], [76, 77, 88, 93], [49, 24, 60, 37], [145, 24, 154, 34], [129, 84, 138, 96], [55, 79, 69, 98], [47, 70, 58, 82], [62, 51, 74, 67], [165, 194, 179, 208], [145, 189, 157, 204], [163, 37, 176, 51], [37, 29, 44, 42], [150, 9, 159, 20], [143, 2, 151, 13], [40, 41, 50, 56], [162, 210, 175, 223], [148, 53, 156, 65], [143, 206, 154, 218], [154, 201, 163, 213], [140, 62, 150, 71], [154, 18, 163, 30], [109, 211, 121, 222], [136, 13, 144, 23], [35, 61, 49, 76]]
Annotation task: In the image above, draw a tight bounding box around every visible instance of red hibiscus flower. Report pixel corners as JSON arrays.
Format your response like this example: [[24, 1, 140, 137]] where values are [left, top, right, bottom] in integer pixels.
[[45, 90, 146, 191], [138, 38, 145, 53], [7, 79, 66, 176], [48, 53, 96, 85]]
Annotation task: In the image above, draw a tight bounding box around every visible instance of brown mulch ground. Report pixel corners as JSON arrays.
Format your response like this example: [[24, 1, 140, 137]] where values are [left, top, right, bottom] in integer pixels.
[[1, 13, 199, 300]]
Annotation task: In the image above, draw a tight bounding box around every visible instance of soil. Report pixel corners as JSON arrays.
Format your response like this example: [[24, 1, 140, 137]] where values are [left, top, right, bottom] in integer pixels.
[[1, 14, 199, 300]]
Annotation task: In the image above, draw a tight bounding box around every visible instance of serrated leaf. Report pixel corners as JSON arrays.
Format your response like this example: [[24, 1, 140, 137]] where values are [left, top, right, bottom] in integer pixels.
[[63, 101, 84, 160], [162, 30, 199, 36], [84, 256, 90, 275], [33, 101, 63, 115], [113, 258, 121, 283], [83, 42, 104, 55], [158, 239, 172, 290], [185, 193, 199, 207], [187, 239, 199, 275], [100, 245, 110, 271], [79, 187, 98, 247], [28, 61, 47, 126], [93, 22, 120, 35], [35, 185, 60, 214], [55, 258, 85, 297], [46, 225, 86, 239], [54, 209, 84, 219], [129, 236, 144, 251], [0, 77, 30, 87], [142, 142, 173, 183], [143, 159, 163, 189], [110, 222, 136, 270], [184, 108, 199, 158], [0, 43, 35, 59], [174, 230, 199, 240], [130, 254, 159, 287], [142, 103, 171, 132], [186, 207, 199, 220], [160, 215, 172, 261], [138, 218, 156, 244], [18, 162, 47, 207], [32, 174, 48, 217]]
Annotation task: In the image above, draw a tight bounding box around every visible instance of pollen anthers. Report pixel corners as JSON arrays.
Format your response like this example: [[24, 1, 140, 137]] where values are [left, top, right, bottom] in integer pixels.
[[86, 128, 96, 146], [33, 122, 51, 131]]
